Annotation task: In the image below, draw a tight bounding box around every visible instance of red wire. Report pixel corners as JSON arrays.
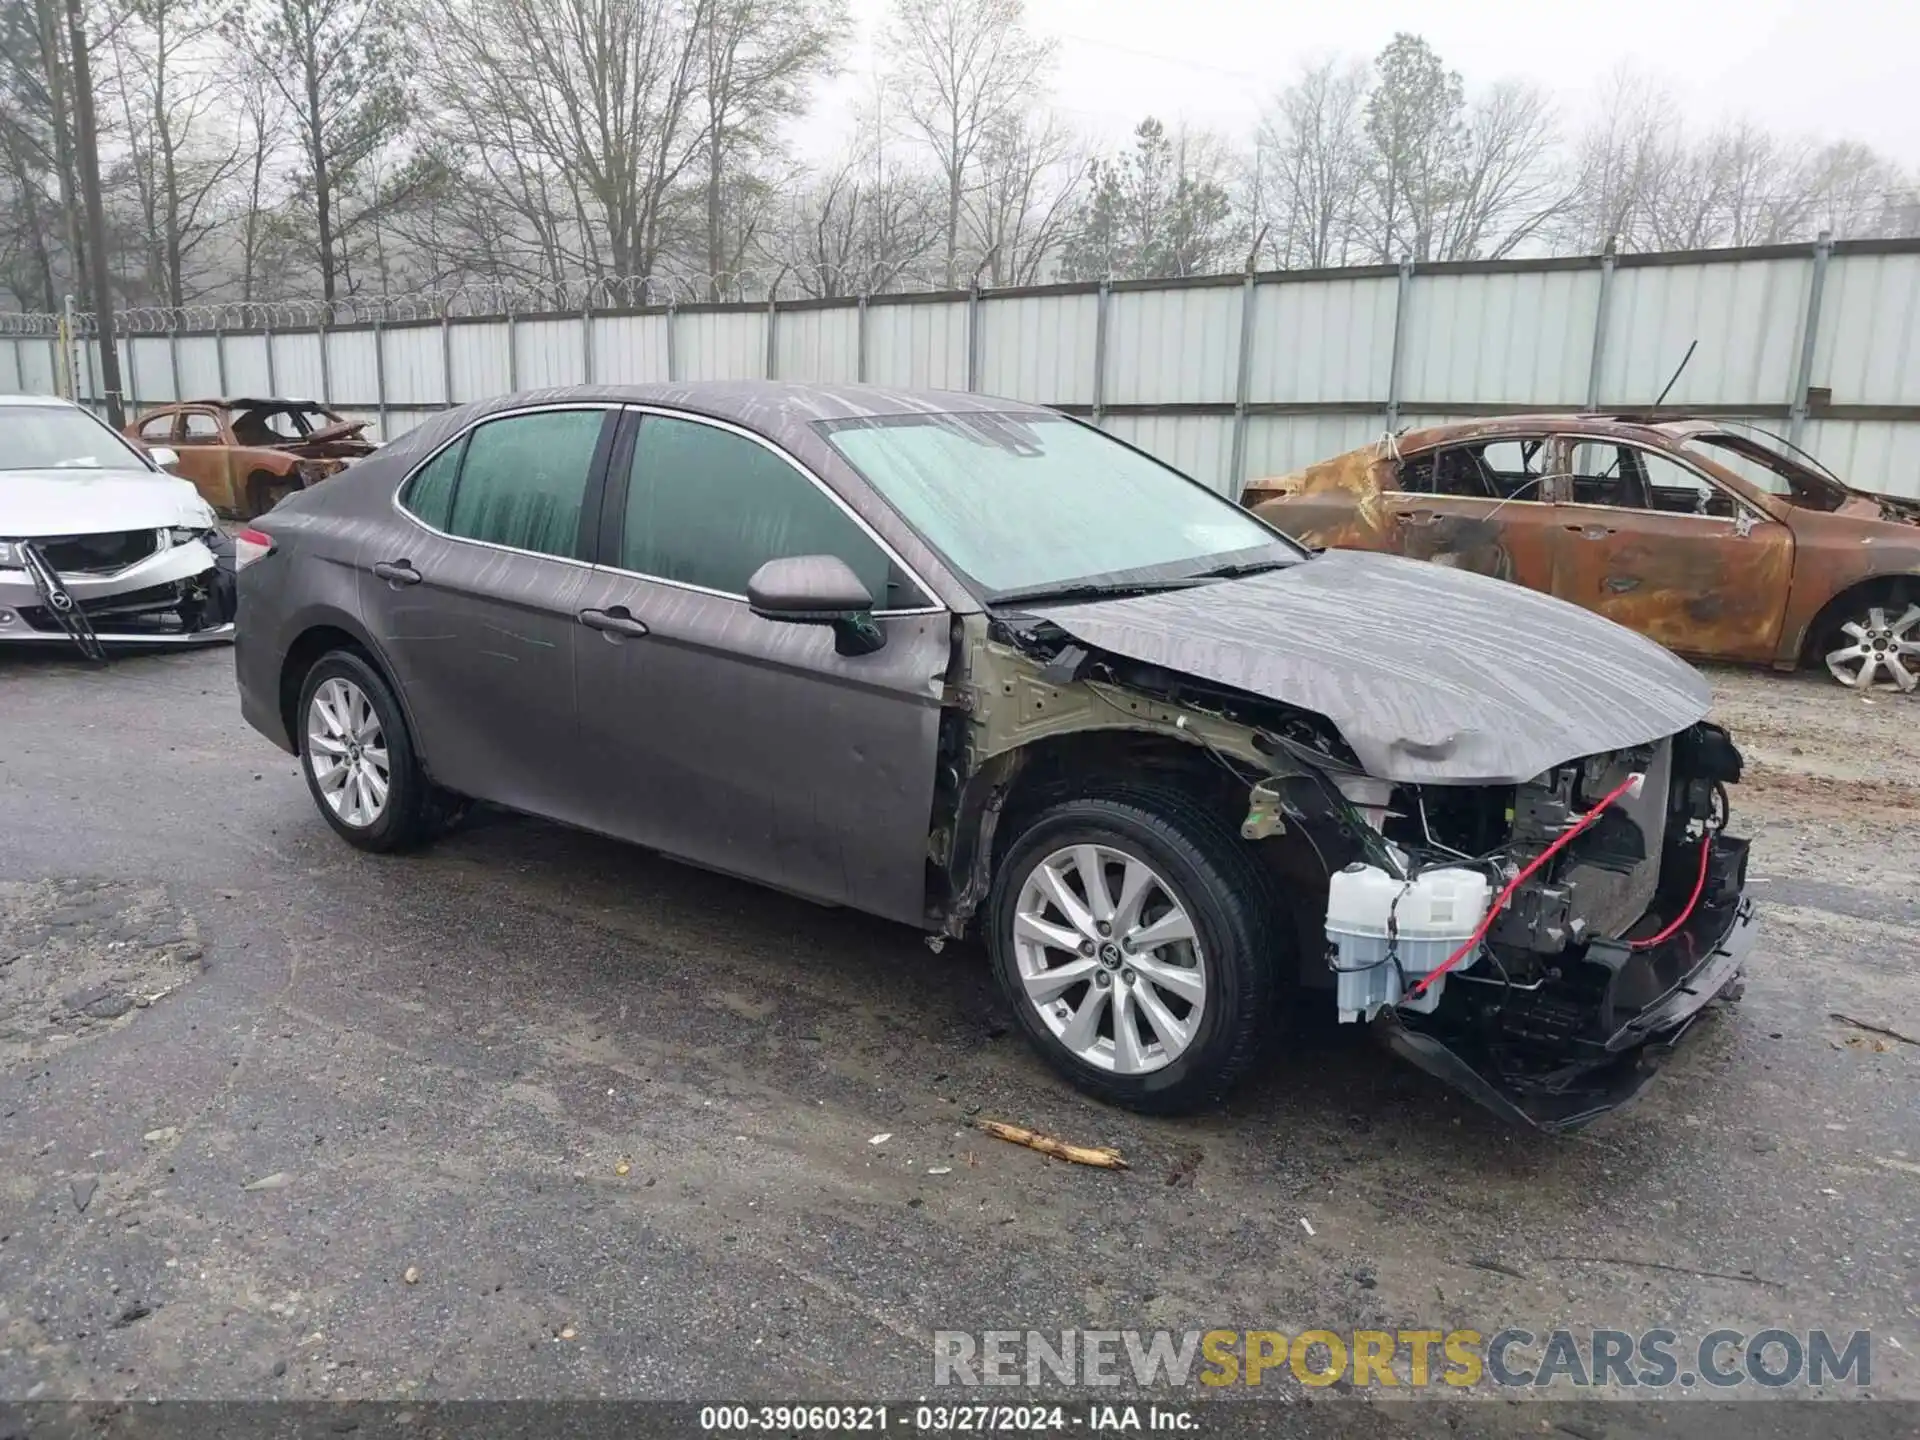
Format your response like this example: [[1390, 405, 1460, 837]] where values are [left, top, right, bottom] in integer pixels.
[[1405, 773, 1641, 1001], [1628, 834, 1714, 951]]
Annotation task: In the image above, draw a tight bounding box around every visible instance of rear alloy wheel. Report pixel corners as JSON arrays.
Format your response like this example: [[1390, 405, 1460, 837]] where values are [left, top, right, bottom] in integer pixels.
[[297, 650, 447, 852], [988, 790, 1283, 1113], [1823, 598, 1920, 692]]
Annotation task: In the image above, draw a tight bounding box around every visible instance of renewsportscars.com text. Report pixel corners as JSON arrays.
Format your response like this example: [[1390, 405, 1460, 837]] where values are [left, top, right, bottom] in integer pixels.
[[933, 1328, 1872, 1390]]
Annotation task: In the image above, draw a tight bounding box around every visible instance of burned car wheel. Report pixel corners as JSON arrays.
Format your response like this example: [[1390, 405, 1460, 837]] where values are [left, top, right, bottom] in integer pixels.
[[1821, 589, 1920, 692], [988, 791, 1282, 1114], [297, 651, 442, 853]]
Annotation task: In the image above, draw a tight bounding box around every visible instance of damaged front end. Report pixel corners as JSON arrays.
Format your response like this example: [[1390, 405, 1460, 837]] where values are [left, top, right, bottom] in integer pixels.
[[1331, 724, 1755, 1131], [0, 527, 237, 658]]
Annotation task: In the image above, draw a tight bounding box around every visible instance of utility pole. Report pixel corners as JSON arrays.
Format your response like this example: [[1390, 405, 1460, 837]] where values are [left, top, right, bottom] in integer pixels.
[[64, 0, 123, 427]]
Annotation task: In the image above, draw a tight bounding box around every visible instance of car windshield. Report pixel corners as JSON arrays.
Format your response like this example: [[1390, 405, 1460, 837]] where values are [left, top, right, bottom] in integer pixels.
[[0, 404, 151, 472], [820, 411, 1303, 600], [1683, 431, 1849, 511]]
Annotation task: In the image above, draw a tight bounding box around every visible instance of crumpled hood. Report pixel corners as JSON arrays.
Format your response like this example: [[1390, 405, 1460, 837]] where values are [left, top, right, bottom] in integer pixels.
[[1027, 548, 1711, 785], [0, 469, 216, 538]]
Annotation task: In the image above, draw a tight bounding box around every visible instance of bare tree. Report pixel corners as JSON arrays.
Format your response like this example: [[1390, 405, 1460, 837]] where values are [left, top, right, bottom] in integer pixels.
[[104, 0, 247, 305], [695, 0, 843, 296], [882, 0, 1054, 287], [968, 107, 1082, 284], [1251, 56, 1368, 268], [1431, 80, 1563, 260], [231, 0, 412, 300], [1361, 32, 1463, 262], [1553, 67, 1685, 253]]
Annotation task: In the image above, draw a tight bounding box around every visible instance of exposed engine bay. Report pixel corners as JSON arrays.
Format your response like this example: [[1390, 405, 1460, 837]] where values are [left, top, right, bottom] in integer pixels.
[[944, 609, 1756, 1131]]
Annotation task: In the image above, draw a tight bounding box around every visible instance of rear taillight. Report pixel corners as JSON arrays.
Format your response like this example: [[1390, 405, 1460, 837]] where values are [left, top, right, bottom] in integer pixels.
[[235, 527, 276, 570]]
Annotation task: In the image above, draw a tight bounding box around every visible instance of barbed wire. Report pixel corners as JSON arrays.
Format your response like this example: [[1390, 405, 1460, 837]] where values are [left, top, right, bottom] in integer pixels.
[[0, 261, 973, 336]]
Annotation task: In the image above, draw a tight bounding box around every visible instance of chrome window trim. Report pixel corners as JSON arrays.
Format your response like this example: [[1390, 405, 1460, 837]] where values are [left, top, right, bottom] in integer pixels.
[[599, 404, 943, 618], [389, 401, 615, 572]]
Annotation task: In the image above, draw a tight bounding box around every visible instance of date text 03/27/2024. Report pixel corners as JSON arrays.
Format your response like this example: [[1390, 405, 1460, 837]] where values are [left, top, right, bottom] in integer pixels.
[[697, 1405, 1194, 1432]]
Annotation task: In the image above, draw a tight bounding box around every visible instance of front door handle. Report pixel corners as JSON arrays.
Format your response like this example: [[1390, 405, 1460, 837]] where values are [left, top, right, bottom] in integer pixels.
[[1563, 523, 1616, 538], [578, 606, 649, 638], [1392, 509, 1437, 526], [371, 559, 421, 585]]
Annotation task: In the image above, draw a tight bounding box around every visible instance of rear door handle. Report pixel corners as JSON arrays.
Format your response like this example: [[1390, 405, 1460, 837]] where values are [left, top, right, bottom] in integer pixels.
[[1392, 509, 1436, 526], [578, 606, 649, 638], [371, 559, 421, 585], [1563, 524, 1616, 538]]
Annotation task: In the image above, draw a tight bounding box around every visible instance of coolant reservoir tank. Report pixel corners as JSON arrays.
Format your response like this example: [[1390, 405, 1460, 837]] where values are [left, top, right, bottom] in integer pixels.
[[1325, 865, 1492, 1022]]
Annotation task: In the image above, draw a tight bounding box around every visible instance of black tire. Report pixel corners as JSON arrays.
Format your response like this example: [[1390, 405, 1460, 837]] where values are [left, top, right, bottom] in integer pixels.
[[296, 649, 448, 853], [986, 787, 1288, 1114]]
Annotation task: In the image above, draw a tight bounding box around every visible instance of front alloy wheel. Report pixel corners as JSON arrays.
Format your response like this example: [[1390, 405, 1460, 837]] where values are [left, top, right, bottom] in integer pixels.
[[1013, 844, 1207, 1075], [307, 676, 390, 827], [1824, 601, 1920, 692], [988, 789, 1286, 1113]]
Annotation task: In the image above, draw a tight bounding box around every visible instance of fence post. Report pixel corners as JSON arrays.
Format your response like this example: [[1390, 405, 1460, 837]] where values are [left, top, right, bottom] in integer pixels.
[[373, 318, 389, 437], [665, 302, 678, 382], [1091, 279, 1111, 427], [505, 306, 519, 393], [214, 324, 229, 397], [440, 312, 454, 410], [966, 282, 982, 392], [856, 293, 869, 383], [1227, 269, 1258, 495], [124, 332, 139, 413], [582, 303, 594, 384], [1788, 228, 1834, 448], [264, 322, 277, 395], [1384, 257, 1415, 433], [766, 296, 779, 380], [72, 295, 95, 402], [317, 317, 332, 405], [1585, 238, 1617, 412], [167, 317, 183, 402]]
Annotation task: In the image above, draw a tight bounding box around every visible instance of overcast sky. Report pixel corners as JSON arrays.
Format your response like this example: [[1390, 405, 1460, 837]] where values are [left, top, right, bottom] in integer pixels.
[[804, 0, 1920, 168]]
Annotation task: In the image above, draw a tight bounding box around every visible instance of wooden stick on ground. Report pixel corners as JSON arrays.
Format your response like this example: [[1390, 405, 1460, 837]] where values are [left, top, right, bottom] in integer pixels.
[[974, 1119, 1128, 1170]]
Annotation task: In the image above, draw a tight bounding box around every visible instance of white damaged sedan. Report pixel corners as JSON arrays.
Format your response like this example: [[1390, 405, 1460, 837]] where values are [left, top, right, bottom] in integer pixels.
[[1, 394, 236, 656]]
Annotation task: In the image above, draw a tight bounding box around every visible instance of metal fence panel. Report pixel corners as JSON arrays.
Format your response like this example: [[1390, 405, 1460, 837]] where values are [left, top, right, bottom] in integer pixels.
[[177, 336, 222, 398], [1249, 274, 1398, 405], [327, 329, 379, 406], [977, 291, 1098, 405], [223, 334, 270, 396], [270, 332, 325, 400], [865, 300, 968, 391], [129, 336, 174, 403], [1400, 266, 1601, 406], [679, 310, 767, 381], [1107, 413, 1232, 492], [16, 338, 55, 393], [1243, 412, 1387, 486], [382, 325, 444, 406], [514, 317, 587, 389], [1815, 251, 1920, 407], [592, 313, 671, 384], [1107, 284, 1239, 405], [774, 306, 860, 384], [1805, 418, 1920, 494], [1604, 256, 1809, 407], [450, 322, 511, 403]]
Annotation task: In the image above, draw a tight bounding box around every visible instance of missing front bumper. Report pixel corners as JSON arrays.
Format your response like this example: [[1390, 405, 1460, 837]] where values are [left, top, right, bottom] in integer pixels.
[[1378, 876, 1759, 1132]]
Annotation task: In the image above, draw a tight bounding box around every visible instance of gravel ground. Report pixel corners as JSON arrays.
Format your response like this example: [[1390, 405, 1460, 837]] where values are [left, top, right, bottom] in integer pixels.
[[0, 645, 1914, 1430]]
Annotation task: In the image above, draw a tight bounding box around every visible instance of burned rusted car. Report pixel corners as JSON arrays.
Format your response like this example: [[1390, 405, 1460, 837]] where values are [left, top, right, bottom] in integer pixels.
[[1243, 416, 1920, 691], [234, 383, 1757, 1131], [128, 398, 376, 520]]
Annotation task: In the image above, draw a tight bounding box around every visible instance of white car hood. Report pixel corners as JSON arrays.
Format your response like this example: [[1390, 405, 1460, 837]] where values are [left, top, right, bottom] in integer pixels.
[[0, 469, 217, 538]]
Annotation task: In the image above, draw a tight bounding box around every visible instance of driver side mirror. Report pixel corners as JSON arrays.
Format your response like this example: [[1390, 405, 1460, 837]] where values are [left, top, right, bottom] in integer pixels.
[[149, 446, 180, 472], [747, 555, 886, 656]]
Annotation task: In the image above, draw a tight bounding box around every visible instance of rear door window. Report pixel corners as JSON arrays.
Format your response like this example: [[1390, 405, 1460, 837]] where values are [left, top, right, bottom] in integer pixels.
[[443, 409, 607, 558], [617, 414, 921, 608], [400, 436, 467, 531]]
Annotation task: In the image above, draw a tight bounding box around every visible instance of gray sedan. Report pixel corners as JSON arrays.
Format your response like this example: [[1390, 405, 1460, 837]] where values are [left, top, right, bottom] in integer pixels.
[[235, 382, 1757, 1127]]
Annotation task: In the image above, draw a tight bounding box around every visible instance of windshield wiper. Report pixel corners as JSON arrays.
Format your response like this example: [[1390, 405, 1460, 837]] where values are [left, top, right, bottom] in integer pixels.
[[990, 576, 1209, 606], [1183, 557, 1297, 581]]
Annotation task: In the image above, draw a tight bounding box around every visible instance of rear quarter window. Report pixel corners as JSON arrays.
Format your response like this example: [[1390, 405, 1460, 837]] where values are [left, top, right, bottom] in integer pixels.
[[399, 436, 466, 531]]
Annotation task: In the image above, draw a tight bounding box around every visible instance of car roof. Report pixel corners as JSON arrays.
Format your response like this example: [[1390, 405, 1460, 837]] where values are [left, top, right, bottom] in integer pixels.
[[1393, 413, 1734, 451], [0, 393, 82, 408], [400, 381, 1054, 455]]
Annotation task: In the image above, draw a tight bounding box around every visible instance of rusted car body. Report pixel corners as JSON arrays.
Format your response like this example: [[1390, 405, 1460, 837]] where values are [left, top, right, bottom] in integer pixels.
[[128, 398, 376, 520], [1243, 415, 1920, 690]]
